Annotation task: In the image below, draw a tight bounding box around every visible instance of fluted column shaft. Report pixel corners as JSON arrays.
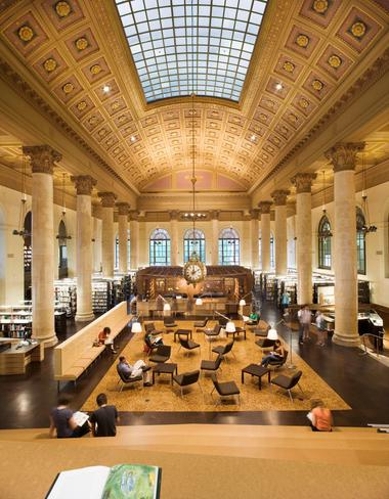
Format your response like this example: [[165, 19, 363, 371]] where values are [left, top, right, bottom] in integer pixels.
[[98, 192, 117, 278], [291, 173, 316, 304], [259, 201, 272, 272], [325, 142, 364, 347], [117, 202, 129, 274], [72, 175, 96, 321], [23, 145, 61, 347], [170, 211, 179, 266], [210, 211, 219, 265], [130, 211, 139, 270], [251, 210, 259, 269], [271, 190, 290, 275]]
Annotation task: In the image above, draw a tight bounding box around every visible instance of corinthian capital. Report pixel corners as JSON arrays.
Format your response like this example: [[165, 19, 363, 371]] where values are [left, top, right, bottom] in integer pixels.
[[324, 142, 365, 173], [98, 191, 117, 208], [271, 189, 290, 206], [22, 145, 62, 174], [71, 175, 97, 195], [291, 173, 317, 194]]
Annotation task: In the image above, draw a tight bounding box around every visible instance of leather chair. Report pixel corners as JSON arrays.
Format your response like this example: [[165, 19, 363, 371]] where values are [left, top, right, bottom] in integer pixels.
[[149, 344, 171, 364], [200, 354, 223, 376], [270, 369, 304, 402], [178, 337, 200, 355], [267, 350, 288, 370], [172, 369, 202, 397], [210, 373, 240, 405], [163, 316, 178, 330], [116, 365, 143, 392], [212, 340, 235, 361]]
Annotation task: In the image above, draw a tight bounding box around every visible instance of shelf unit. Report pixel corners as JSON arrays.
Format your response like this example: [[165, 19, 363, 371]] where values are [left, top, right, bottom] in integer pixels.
[[0, 305, 32, 338], [54, 279, 77, 318]]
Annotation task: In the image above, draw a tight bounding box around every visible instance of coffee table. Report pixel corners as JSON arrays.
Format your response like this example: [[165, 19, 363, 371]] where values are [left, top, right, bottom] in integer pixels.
[[152, 362, 178, 385], [241, 364, 271, 390], [173, 329, 192, 342]]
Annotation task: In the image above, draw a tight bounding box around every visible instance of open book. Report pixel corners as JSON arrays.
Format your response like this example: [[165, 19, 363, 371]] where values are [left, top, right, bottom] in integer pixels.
[[45, 463, 161, 499]]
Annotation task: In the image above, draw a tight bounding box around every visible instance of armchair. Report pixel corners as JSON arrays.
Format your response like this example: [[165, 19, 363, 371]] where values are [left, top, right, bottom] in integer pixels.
[[172, 369, 202, 397], [270, 369, 304, 402]]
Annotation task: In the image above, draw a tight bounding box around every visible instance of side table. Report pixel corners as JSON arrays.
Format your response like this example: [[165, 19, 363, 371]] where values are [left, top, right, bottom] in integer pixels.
[[241, 363, 271, 390]]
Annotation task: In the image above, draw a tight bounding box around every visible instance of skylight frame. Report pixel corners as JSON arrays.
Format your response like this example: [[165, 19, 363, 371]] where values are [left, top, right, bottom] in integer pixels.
[[115, 0, 269, 103]]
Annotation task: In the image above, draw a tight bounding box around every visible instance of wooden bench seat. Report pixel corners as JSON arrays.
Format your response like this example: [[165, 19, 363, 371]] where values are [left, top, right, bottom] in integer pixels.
[[54, 301, 131, 390]]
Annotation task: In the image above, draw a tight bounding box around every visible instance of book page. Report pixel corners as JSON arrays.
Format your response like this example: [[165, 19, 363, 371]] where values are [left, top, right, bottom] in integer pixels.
[[46, 466, 110, 499], [102, 464, 160, 499], [73, 411, 89, 427]]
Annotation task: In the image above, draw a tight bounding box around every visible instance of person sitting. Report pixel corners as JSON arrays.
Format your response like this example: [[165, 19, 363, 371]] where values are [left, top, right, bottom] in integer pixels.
[[117, 355, 149, 379], [89, 393, 119, 437], [307, 399, 333, 432], [49, 394, 89, 439], [260, 339, 286, 367], [97, 326, 116, 354]]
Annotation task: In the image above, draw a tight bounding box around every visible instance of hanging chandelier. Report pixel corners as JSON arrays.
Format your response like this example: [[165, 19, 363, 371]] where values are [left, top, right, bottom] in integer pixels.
[[183, 94, 207, 285]]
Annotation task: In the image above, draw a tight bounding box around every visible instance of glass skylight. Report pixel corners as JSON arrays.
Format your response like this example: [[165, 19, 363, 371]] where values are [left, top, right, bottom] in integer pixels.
[[115, 0, 269, 103]]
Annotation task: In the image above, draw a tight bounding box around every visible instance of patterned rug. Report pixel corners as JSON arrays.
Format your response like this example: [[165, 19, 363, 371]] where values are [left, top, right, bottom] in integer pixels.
[[82, 319, 350, 413]]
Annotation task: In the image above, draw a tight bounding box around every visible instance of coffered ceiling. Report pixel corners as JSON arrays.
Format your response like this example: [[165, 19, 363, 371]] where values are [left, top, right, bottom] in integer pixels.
[[0, 0, 388, 214]]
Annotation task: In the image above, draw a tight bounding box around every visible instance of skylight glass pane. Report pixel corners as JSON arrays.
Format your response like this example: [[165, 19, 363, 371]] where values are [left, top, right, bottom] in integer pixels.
[[115, 0, 269, 102]]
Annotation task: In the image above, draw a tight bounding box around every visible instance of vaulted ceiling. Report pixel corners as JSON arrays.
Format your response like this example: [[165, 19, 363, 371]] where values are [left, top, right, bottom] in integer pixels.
[[0, 0, 388, 216]]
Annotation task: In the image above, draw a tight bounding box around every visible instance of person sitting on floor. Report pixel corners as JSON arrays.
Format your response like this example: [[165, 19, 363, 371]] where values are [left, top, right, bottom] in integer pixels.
[[307, 399, 333, 432], [89, 393, 119, 437], [97, 326, 117, 354], [260, 339, 286, 367], [49, 394, 89, 439], [117, 355, 149, 379]]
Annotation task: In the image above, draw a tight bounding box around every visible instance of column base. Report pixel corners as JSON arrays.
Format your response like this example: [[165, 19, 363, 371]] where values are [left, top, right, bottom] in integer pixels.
[[37, 334, 58, 348], [75, 312, 95, 322], [332, 332, 361, 348]]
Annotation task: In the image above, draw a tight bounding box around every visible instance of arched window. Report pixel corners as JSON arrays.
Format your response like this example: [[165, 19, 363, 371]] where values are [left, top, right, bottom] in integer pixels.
[[183, 228, 205, 263], [149, 228, 170, 266], [219, 227, 240, 265], [57, 219, 69, 278], [318, 214, 332, 269], [356, 207, 366, 275]]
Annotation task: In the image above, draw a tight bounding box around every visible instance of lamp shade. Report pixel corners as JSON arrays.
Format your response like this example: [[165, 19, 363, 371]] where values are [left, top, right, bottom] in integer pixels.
[[163, 303, 171, 312], [131, 321, 142, 333], [225, 321, 236, 333], [239, 299, 246, 307], [267, 327, 278, 341], [195, 297, 203, 306]]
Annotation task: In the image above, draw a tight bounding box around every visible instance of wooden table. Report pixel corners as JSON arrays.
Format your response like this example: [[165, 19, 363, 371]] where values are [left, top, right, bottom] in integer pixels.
[[241, 364, 270, 390], [152, 362, 178, 385]]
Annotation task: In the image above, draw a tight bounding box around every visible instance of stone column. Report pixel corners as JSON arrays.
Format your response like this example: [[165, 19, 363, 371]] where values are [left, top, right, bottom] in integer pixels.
[[169, 211, 179, 266], [129, 211, 139, 270], [271, 190, 290, 276], [98, 192, 117, 278], [23, 145, 61, 347], [117, 202, 129, 274], [210, 210, 219, 265], [258, 201, 272, 272], [291, 173, 316, 305], [325, 142, 364, 347], [71, 175, 96, 322], [251, 209, 260, 269]]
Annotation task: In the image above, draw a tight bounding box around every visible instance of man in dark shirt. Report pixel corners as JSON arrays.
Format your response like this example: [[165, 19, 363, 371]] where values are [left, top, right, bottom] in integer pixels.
[[89, 393, 119, 437]]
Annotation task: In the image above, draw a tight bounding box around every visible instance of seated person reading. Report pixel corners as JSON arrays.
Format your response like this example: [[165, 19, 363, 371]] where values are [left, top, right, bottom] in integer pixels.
[[260, 340, 286, 367], [117, 356, 149, 379], [49, 395, 89, 439], [144, 332, 163, 349], [98, 326, 116, 354], [307, 399, 333, 432]]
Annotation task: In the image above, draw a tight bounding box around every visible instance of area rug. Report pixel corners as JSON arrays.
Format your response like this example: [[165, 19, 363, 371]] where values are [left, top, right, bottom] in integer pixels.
[[82, 319, 350, 413]]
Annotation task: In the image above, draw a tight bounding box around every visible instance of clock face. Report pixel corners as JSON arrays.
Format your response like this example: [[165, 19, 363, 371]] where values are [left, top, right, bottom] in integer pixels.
[[183, 260, 206, 283]]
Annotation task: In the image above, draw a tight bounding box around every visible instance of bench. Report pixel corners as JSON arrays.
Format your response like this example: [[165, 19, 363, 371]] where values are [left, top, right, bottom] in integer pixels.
[[54, 301, 131, 391]]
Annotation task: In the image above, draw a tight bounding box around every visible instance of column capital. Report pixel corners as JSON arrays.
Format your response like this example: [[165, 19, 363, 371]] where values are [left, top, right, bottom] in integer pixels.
[[117, 202, 130, 216], [22, 145, 62, 174], [71, 175, 96, 195], [210, 210, 220, 220], [291, 173, 317, 193], [258, 201, 272, 214], [249, 209, 259, 219], [98, 191, 117, 207], [271, 190, 290, 206], [324, 142, 365, 173]]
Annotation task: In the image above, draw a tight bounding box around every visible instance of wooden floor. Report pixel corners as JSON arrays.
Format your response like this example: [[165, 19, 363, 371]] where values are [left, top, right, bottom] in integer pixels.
[[0, 302, 388, 430]]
